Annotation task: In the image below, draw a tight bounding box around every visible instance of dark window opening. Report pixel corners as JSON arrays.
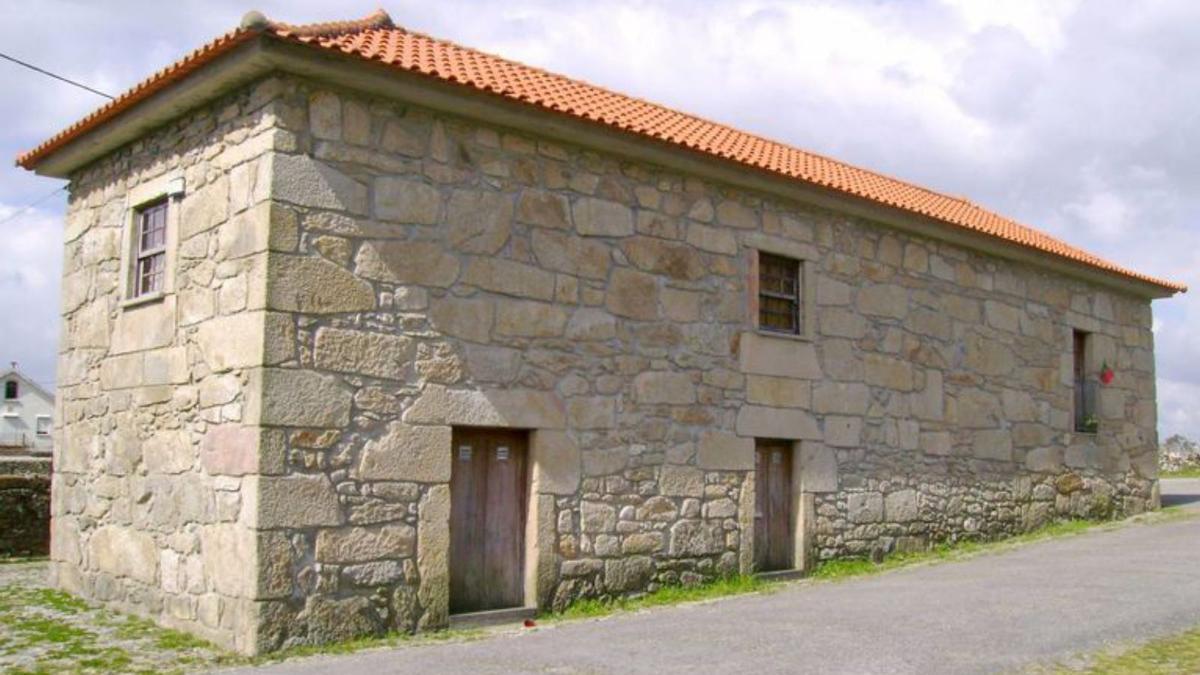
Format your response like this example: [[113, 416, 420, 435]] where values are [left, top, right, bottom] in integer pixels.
[[758, 252, 801, 334], [134, 200, 168, 297], [3, 381, 16, 400], [1074, 330, 1097, 432]]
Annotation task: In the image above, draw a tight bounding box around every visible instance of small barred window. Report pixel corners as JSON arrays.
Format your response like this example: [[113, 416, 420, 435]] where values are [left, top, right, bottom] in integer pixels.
[[758, 252, 801, 334]]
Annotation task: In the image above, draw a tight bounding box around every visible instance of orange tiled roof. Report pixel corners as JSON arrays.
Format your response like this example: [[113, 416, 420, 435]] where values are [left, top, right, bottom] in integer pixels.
[[16, 10, 1186, 294]]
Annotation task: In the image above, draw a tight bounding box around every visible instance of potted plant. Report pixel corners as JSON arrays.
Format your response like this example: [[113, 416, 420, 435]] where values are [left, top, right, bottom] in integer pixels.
[[1099, 361, 1114, 385], [1082, 415, 1099, 433]]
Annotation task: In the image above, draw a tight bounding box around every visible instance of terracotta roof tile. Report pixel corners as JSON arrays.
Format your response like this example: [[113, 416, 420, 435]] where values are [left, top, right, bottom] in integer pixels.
[[15, 10, 1185, 293]]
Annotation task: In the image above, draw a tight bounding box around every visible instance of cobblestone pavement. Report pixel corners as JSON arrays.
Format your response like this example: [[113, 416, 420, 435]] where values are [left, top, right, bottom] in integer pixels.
[[0, 561, 227, 673], [228, 480, 1200, 675]]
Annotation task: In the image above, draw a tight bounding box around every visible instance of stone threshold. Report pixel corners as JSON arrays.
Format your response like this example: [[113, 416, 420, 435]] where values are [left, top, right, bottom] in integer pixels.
[[755, 569, 806, 583], [448, 606, 537, 630]]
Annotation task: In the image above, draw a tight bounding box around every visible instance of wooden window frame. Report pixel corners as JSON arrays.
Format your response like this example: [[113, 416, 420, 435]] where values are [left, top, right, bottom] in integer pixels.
[[751, 249, 813, 339], [757, 252, 802, 334], [132, 199, 169, 298]]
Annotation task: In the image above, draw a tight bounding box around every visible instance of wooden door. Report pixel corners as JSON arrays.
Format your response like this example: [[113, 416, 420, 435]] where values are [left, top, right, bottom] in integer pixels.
[[755, 439, 793, 572], [449, 428, 528, 613]]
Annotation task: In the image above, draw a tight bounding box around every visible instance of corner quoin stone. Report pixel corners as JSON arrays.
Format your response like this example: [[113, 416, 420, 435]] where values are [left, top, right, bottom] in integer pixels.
[[250, 368, 353, 428]]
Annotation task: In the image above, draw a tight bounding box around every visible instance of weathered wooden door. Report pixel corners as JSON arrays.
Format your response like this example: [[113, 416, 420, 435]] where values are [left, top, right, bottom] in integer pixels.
[[755, 439, 793, 572], [449, 428, 528, 613]]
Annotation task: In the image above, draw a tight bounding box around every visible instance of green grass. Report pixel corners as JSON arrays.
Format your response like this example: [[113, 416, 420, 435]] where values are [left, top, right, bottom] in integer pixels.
[[543, 509, 1197, 623], [812, 511, 1191, 581], [546, 574, 771, 621], [0, 581, 227, 674], [1, 505, 1194, 670], [1161, 467, 1200, 479], [244, 626, 486, 665], [0, 571, 489, 672], [0, 556, 47, 566], [1043, 625, 1200, 673]]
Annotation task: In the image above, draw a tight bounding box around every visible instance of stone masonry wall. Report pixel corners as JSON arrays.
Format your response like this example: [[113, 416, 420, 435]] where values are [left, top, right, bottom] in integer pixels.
[[0, 456, 52, 557], [53, 79, 288, 653], [53, 72, 1160, 654], [247, 75, 1158, 649]]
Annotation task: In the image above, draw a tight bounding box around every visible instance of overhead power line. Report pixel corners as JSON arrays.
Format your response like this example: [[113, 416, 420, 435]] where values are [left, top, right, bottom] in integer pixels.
[[0, 185, 67, 227], [0, 51, 113, 99]]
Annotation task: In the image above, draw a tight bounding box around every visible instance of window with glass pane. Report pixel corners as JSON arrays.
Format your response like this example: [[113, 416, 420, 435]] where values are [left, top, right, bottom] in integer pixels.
[[758, 252, 801, 334], [135, 200, 168, 296]]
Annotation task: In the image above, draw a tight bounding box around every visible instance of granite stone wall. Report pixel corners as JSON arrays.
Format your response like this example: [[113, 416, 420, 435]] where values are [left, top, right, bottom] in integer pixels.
[[53, 79, 285, 653], [246, 77, 1158, 647], [53, 73, 1160, 654], [0, 456, 52, 557]]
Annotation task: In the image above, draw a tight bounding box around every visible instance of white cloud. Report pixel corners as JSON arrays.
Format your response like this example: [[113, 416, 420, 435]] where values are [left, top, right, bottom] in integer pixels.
[[1157, 378, 1200, 441], [0, 202, 64, 384]]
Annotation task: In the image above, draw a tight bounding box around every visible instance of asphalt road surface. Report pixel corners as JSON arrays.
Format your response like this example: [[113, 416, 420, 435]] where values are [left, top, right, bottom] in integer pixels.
[[229, 478, 1200, 675]]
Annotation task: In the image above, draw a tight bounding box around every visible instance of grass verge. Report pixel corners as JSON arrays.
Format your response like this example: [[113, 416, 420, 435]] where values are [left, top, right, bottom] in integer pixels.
[[1045, 625, 1200, 673], [543, 508, 1196, 623], [813, 507, 1193, 581], [544, 574, 771, 622], [244, 626, 488, 666], [0, 556, 48, 566], [1161, 468, 1200, 479]]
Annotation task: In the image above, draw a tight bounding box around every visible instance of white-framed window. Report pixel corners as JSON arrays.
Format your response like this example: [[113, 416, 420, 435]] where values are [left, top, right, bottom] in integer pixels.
[[133, 199, 169, 297], [120, 175, 183, 306], [35, 415, 51, 436]]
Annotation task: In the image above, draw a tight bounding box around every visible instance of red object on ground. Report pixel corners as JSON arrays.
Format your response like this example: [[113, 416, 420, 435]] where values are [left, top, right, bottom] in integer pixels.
[[523, 619, 536, 628]]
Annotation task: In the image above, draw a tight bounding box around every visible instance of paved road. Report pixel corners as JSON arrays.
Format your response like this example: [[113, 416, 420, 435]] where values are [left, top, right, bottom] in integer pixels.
[[232, 479, 1200, 675]]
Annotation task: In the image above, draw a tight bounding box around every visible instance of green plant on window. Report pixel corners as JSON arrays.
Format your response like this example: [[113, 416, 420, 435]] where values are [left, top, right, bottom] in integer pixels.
[[1082, 415, 1099, 433]]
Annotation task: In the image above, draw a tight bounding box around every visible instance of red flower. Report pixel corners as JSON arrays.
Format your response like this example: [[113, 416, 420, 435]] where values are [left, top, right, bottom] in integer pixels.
[[1099, 361, 1114, 385]]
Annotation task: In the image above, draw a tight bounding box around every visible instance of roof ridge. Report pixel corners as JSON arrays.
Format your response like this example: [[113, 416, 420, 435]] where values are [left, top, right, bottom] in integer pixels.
[[252, 8, 397, 39]]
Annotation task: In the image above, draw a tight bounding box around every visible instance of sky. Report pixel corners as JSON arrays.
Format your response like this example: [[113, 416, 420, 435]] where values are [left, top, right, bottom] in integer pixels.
[[1, 0, 1197, 440]]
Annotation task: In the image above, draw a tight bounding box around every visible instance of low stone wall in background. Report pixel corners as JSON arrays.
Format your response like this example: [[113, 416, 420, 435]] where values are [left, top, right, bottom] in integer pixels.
[[0, 457, 52, 557]]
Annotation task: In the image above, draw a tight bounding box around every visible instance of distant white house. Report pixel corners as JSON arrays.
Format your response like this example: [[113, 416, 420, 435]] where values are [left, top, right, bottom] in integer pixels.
[[1, 365, 53, 455]]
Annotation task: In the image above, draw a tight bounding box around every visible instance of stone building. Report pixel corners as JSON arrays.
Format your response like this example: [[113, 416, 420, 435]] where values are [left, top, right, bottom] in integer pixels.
[[17, 10, 1185, 655]]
